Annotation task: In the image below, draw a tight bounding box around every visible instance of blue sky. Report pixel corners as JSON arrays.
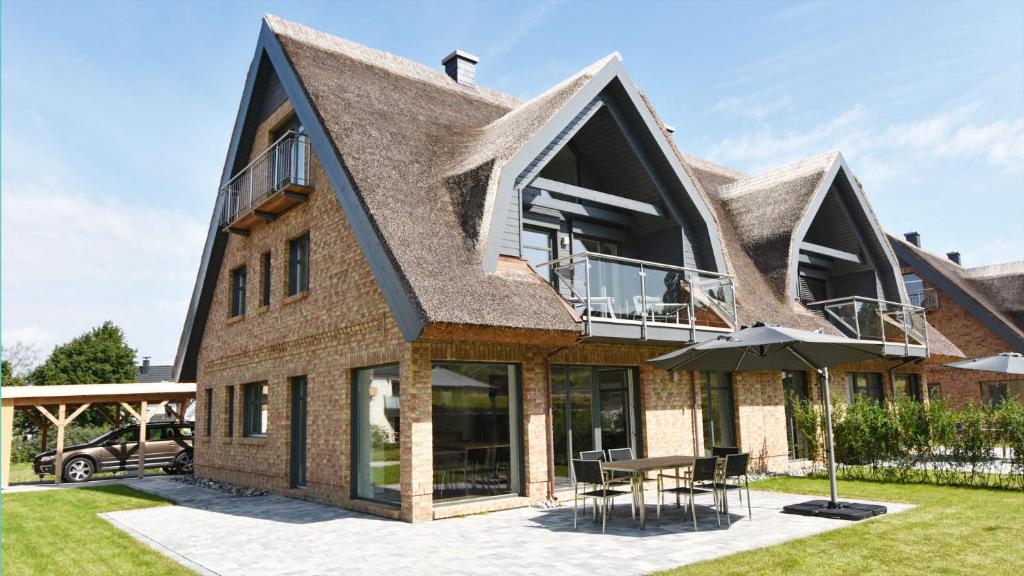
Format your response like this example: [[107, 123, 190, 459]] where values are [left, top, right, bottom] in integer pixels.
[[3, 0, 1023, 365]]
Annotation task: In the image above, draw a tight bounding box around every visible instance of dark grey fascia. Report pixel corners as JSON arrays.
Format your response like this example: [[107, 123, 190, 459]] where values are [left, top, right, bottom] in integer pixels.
[[786, 153, 909, 306], [890, 239, 1024, 352], [174, 20, 425, 381], [482, 56, 728, 276]]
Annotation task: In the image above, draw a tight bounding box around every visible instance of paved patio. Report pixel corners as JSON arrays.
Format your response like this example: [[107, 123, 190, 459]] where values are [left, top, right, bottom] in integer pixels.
[[102, 477, 910, 576]]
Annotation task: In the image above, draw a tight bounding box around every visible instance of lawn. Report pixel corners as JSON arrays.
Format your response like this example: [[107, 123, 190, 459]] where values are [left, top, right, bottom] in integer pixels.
[[658, 476, 1024, 576], [1, 484, 195, 576]]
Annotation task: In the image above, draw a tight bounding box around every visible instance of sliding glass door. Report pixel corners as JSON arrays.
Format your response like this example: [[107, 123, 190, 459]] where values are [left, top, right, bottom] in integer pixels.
[[551, 366, 639, 484], [701, 371, 736, 454]]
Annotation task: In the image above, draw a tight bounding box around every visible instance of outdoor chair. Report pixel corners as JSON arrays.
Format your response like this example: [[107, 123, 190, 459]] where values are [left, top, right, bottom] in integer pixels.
[[656, 456, 720, 531], [579, 450, 606, 461], [606, 447, 637, 518], [713, 452, 751, 524], [571, 458, 629, 534], [711, 446, 740, 458]]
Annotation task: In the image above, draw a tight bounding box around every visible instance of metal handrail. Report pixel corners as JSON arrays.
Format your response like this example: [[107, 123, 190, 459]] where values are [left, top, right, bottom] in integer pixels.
[[806, 294, 925, 312], [219, 131, 312, 226], [806, 294, 929, 354], [538, 251, 733, 280]]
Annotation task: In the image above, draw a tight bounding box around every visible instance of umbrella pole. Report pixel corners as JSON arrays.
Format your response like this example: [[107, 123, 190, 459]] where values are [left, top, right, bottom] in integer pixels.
[[821, 367, 839, 507]]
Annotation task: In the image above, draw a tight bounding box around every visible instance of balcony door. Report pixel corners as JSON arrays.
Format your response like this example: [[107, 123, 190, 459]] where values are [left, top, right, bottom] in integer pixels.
[[571, 235, 625, 319], [551, 366, 638, 484], [701, 371, 736, 453]]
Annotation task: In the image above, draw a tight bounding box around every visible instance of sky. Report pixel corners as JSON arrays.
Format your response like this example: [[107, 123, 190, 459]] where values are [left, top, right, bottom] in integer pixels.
[[3, 0, 1023, 366]]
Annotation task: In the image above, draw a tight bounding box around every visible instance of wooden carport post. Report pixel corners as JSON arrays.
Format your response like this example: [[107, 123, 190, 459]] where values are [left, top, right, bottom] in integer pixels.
[[1, 403, 13, 489], [119, 401, 148, 479], [34, 403, 91, 485]]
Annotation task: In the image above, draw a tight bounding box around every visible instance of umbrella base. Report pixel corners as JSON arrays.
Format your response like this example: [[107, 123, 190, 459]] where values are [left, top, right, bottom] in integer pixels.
[[782, 500, 887, 521]]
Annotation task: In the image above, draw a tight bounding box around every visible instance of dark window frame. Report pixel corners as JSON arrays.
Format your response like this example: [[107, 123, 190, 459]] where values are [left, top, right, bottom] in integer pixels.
[[351, 363, 403, 506], [260, 252, 272, 307], [893, 373, 922, 401], [230, 266, 247, 317], [204, 388, 213, 436], [243, 382, 269, 437], [847, 372, 885, 403], [288, 233, 310, 296], [225, 385, 235, 437]]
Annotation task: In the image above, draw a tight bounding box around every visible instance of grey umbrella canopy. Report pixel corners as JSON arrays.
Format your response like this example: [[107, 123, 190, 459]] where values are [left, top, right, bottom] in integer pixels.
[[945, 352, 1024, 375], [648, 324, 888, 517]]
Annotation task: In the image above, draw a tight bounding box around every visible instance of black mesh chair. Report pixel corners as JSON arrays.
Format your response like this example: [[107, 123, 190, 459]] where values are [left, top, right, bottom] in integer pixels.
[[571, 459, 629, 533], [711, 446, 740, 458], [579, 450, 605, 461], [606, 447, 637, 518], [715, 452, 751, 524], [657, 456, 720, 531]]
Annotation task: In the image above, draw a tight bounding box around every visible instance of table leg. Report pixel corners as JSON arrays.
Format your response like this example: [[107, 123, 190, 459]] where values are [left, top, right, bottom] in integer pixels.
[[637, 472, 646, 529]]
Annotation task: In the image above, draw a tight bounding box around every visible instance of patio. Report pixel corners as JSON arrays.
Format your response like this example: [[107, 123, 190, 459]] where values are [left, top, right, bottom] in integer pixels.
[[103, 477, 910, 576]]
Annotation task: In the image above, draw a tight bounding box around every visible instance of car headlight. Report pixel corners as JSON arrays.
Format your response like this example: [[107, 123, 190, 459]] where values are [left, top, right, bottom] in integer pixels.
[[39, 455, 55, 463]]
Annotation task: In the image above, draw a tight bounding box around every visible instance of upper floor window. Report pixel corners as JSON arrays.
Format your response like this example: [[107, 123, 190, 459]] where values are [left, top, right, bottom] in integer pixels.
[[231, 266, 247, 317], [260, 252, 272, 307], [523, 226, 555, 278], [289, 233, 310, 296]]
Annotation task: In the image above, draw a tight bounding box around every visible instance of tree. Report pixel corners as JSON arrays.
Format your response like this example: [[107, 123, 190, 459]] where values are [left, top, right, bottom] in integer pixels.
[[2, 360, 25, 386], [29, 321, 137, 385], [2, 341, 39, 379]]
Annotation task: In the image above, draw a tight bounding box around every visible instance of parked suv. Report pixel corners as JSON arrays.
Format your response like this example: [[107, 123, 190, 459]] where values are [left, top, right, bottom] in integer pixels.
[[33, 421, 194, 482]]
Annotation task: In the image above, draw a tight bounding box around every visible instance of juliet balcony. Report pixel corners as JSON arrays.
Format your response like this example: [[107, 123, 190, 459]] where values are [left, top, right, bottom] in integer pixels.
[[538, 252, 737, 342], [807, 296, 929, 357], [219, 131, 313, 234]]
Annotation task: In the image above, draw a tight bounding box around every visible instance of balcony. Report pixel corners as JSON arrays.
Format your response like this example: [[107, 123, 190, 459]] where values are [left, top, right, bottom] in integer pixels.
[[537, 252, 737, 342], [908, 287, 939, 310], [219, 131, 313, 234], [807, 296, 929, 356]]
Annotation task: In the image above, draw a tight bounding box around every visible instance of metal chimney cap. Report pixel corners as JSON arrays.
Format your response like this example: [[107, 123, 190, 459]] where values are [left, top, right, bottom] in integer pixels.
[[442, 50, 479, 66]]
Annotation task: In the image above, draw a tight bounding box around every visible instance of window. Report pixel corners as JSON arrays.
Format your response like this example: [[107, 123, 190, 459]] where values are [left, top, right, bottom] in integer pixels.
[[231, 266, 247, 317], [353, 365, 401, 504], [903, 273, 924, 306], [782, 371, 811, 460], [178, 425, 194, 438], [981, 380, 1024, 405], [148, 426, 173, 441], [893, 373, 922, 401], [847, 372, 884, 403], [701, 371, 736, 453], [432, 362, 522, 503], [928, 383, 942, 400], [225, 386, 235, 437], [260, 252, 272, 307], [243, 382, 269, 436], [204, 389, 213, 436], [522, 226, 555, 280], [288, 234, 310, 296]]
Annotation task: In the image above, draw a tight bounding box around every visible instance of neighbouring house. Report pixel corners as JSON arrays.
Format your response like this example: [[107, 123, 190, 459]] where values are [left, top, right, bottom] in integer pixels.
[[174, 15, 962, 522], [137, 357, 174, 383], [889, 232, 1024, 406]]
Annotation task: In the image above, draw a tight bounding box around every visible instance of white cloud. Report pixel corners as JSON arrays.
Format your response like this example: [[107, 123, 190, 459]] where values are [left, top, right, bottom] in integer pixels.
[[712, 95, 794, 122], [1, 172, 206, 364]]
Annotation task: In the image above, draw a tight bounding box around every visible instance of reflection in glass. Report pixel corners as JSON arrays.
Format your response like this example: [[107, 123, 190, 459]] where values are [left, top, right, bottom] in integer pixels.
[[353, 364, 401, 504], [701, 371, 735, 454], [432, 363, 521, 503]]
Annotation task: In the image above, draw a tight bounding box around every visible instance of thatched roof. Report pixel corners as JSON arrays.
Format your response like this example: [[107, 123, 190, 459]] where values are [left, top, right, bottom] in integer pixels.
[[890, 235, 1024, 350]]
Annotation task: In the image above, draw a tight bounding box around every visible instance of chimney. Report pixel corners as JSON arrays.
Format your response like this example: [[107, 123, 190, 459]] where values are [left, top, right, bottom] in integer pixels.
[[442, 50, 479, 87], [141, 356, 151, 374], [904, 231, 921, 247], [947, 251, 962, 266]]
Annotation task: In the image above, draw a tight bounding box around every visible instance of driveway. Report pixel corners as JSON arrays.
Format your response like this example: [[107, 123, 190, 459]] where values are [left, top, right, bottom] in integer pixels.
[[105, 477, 910, 576]]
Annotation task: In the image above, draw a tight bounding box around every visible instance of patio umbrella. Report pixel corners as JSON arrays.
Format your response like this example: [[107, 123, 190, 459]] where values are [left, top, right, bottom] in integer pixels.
[[944, 352, 1024, 375], [648, 323, 889, 520]]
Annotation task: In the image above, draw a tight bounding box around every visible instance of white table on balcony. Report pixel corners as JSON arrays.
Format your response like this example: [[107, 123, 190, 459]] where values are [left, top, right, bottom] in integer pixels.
[[634, 296, 688, 324]]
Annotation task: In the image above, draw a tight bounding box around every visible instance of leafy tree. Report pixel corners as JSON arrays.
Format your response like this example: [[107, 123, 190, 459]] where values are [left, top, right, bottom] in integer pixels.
[[29, 321, 136, 385], [2, 360, 26, 386]]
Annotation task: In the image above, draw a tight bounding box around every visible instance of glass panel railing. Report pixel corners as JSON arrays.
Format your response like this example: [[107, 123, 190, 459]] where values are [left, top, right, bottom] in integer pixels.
[[809, 296, 929, 352], [537, 252, 736, 336]]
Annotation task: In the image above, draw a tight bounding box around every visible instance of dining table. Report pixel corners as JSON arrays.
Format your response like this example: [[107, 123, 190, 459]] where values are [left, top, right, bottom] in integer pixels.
[[602, 455, 696, 529]]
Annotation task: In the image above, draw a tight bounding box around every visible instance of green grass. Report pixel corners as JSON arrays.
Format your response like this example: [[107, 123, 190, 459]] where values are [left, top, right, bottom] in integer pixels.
[[657, 477, 1024, 576], [6, 462, 125, 485], [2, 484, 194, 576]]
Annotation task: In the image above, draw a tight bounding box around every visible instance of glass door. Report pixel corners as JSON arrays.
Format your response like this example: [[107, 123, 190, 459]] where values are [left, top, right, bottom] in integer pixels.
[[782, 371, 810, 460], [551, 366, 637, 485], [701, 371, 736, 454]]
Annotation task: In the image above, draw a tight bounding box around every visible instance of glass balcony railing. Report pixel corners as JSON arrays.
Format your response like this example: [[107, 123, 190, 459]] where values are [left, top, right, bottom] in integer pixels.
[[536, 252, 737, 339], [806, 296, 929, 352]]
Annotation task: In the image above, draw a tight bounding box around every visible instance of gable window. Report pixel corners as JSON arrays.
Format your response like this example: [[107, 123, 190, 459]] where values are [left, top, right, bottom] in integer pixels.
[[893, 373, 922, 401], [260, 252, 272, 307], [847, 372, 884, 403], [523, 226, 555, 280], [243, 382, 269, 437], [230, 266, 246, 317], [288, 233, 310, 296], [904, 274, 926, 307], [225, 385, 235, 437]]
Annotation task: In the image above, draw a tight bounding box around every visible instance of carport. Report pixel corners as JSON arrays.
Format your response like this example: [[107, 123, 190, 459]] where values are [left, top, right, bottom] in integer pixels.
[[1, 382, 196, 487]]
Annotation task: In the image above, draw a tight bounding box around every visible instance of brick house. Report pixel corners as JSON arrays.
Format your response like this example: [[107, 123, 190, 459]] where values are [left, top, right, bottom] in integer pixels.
[[174, 16, 961, 522], [889, 232, 1024, 406]]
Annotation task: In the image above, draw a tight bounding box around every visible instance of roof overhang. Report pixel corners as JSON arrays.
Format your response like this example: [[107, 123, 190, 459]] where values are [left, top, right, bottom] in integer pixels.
[[1, 382, 197, 407]]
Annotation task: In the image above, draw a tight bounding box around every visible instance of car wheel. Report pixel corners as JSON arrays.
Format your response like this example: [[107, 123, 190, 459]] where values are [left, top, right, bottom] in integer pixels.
[[64, 457, 94, 483], [174, 451, 194, 475]]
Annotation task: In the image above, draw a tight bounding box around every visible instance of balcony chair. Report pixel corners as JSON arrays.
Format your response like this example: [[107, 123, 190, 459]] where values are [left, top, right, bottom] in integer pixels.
[[656, 456, 721, 531], [571, 459, 630, 534]]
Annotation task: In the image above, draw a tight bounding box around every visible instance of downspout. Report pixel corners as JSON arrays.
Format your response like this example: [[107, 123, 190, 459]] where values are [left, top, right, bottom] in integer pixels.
[[544, 335, 586, 502]]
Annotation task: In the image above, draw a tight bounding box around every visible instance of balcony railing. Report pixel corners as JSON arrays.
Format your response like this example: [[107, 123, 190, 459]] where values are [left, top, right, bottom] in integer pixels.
[[908, 287, 938, 310], [219, 131, 313, 230], [537, 252, 737, 341], [807, 295, 928, 354]]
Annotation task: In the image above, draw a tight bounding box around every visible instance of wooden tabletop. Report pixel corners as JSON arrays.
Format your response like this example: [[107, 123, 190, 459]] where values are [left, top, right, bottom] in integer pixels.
[[602, 455, 696, 473]]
